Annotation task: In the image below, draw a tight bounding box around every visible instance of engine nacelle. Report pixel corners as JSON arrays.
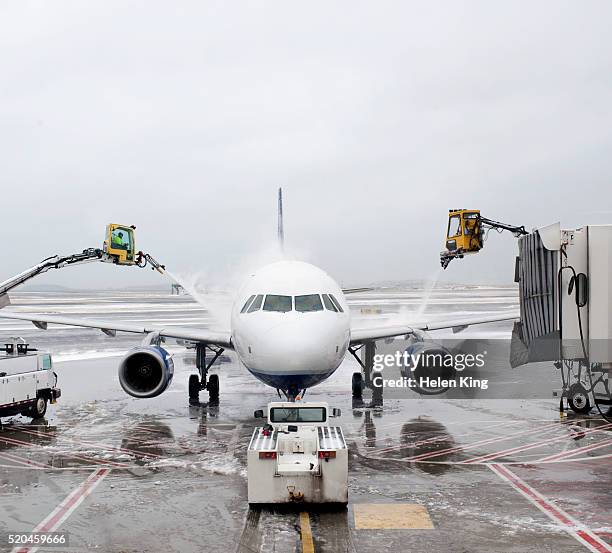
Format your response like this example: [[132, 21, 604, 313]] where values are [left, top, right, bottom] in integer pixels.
[[401, 342, 455, 395], [118, 346, 174, 398]]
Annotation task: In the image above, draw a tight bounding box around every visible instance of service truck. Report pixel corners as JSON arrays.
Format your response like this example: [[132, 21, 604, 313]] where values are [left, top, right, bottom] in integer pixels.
[[0, 338, 61, 420], [247, 401, 348, 506]]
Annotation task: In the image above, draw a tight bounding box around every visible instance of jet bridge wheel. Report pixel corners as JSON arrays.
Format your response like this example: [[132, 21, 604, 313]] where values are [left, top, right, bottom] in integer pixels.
[[207, 374, 219, 400], [568, 383, 591, 414], [352, 372, 363, 399]]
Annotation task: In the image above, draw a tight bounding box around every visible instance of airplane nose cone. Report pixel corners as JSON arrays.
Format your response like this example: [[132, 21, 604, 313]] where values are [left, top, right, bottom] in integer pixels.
[[257, 320, 342, 371], [257, 325, 335, 372]]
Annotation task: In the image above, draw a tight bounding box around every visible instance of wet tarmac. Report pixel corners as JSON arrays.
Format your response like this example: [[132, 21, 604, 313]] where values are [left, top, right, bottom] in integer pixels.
[[0, 288, 610, 553]]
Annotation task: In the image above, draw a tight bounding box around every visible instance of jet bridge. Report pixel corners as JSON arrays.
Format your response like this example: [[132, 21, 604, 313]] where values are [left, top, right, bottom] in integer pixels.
[[510, 223, 612, 414]]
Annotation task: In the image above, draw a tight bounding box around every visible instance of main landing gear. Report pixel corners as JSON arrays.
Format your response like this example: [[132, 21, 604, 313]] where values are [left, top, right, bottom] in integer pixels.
[[189, 343, 224, 404], [348, 342, 382, 405], [352, 372, 363, 399]]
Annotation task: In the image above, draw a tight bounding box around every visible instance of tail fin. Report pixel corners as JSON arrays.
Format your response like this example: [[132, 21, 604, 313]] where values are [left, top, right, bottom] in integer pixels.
[[277, 187, 284, 252]]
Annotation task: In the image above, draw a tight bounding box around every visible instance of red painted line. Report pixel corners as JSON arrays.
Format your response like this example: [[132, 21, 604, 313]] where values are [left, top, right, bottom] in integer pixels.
[[14, 468, 109, 553], [403, 421, 565, 461], [0, 435, 129, 469], [19, 428, 163, 443], [0, 451, 48, 469], [537, 438, 612, 463], [2, 431, 209, 471], [577, 531, 612, 553], [372, 420, 516, 453], [111, 433, 167, 445], [16, 427, 164, 459], [545, 454, 612, 467], [122, 439, 176, 449], [373, 419, 519, 455], [130, 425, 172, 435], [11, 424, 167, 447], [489, 464, 612, 553], [462, 423, 612, 464], [66, 438, 164, 459]]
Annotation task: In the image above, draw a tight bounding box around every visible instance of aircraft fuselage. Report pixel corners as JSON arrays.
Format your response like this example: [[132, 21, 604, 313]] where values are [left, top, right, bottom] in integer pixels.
[[231, 260, 351, 395]]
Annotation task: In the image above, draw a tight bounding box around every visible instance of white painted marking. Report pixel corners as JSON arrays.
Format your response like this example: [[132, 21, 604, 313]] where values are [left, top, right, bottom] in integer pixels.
[[12, 468, 109, 553]]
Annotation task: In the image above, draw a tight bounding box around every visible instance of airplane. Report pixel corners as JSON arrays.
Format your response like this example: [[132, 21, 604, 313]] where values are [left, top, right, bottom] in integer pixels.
[[0, 190, 518, 402]]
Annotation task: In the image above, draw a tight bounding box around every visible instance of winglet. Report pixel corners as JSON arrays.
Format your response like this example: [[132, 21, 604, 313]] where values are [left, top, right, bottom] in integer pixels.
[[277, 187, 284, 252]]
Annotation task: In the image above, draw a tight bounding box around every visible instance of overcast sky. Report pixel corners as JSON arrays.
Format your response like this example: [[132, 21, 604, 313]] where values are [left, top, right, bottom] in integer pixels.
[[1, 1, 611, 290]]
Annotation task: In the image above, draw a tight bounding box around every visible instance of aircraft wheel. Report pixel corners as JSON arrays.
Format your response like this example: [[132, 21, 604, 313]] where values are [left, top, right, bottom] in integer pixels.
[[189, 374, 200, 401], [29, 396, 47, 419], [568, 384, 591, 414], [352, 372, 363, 399], [207, 374, 219, 400]]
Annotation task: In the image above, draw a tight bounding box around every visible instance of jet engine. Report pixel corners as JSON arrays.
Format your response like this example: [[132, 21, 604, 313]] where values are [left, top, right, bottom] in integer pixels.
[[118, 345, 174, 398], [401, 341, 455, 395]]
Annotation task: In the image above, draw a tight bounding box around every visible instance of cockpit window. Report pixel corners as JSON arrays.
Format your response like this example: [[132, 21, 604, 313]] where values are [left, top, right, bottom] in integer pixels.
[[111, 227, 132, 251], [322, 294, 338, 312], [329, 294, 344, 312], [240, 295, 256, 313], [295, 294, 323, 313], [447, 215, 461, 238], [247, 294, 264, 313], [263, 295, 292, 313], [270, 407, 326, 423]]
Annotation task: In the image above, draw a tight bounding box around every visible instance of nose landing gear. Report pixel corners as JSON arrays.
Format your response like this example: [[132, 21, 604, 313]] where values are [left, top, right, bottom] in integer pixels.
[[277, 386, 305, 402]]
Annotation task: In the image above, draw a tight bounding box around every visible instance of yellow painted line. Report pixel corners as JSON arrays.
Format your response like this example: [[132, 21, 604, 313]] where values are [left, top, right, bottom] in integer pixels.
[[353, 503, 434, 530], [299, 511, 315, 553]]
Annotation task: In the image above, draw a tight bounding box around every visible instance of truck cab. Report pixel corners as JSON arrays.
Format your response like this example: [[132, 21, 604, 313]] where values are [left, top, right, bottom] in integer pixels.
[[104, 223, 137, 265], [0, 338, 61, 421], [247, 401, 348, 506]]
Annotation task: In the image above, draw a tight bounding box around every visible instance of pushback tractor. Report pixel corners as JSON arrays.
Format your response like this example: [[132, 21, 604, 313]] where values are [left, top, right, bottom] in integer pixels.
[[247, 402, 348, 506]]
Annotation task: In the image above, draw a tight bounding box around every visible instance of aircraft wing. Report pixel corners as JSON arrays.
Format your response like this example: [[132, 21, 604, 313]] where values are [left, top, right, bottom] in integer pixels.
[[0, 311, 233, 348], [341, 287, 373, 294], [349, 313, 518, 344]]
